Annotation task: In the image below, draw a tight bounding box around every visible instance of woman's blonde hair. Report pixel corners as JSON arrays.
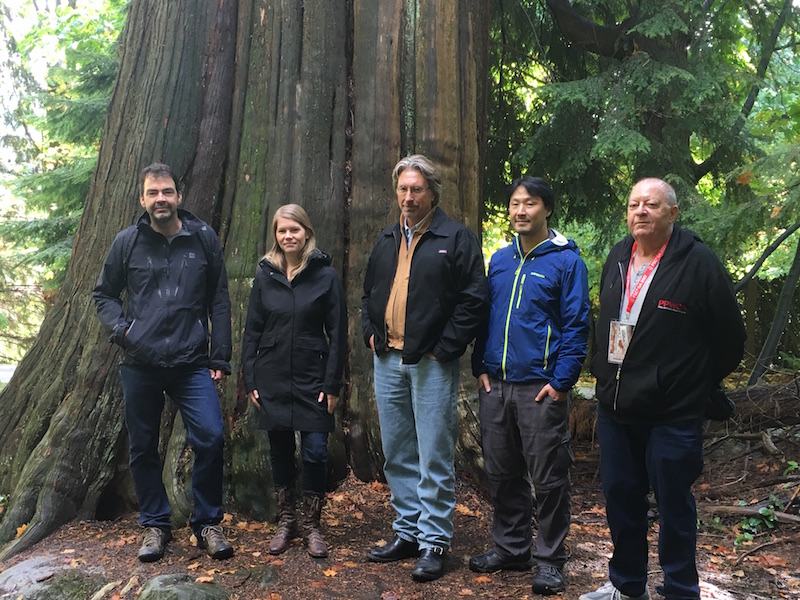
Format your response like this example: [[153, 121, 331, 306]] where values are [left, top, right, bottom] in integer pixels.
[[264, 204, 317, 274]]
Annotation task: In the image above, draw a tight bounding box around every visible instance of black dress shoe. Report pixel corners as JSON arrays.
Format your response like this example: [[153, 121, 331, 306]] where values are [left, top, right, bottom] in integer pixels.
[[469, 548, 533, 573], [367, 536, 419, 563], [411, 547, 446, 582]]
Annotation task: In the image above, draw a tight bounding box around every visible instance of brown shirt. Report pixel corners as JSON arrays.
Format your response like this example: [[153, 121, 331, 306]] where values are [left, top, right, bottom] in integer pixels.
[[385, 209, 435, 350]]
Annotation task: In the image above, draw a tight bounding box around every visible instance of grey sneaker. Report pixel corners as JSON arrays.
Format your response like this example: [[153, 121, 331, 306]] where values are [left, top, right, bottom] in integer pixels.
[[579, 581, 651, 600], [197, 524, 234, 559], [137, 526, 172, 562]]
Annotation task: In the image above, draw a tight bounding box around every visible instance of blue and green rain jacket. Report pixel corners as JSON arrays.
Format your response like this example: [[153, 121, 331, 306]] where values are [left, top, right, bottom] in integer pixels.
[[472, 230, 590, 391]]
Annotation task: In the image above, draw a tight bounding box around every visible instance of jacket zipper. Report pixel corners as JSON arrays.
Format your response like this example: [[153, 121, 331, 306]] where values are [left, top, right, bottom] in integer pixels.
[[543, 325, 551, 371], [502, 239, 535, 380], [612, 261, 626, 411]]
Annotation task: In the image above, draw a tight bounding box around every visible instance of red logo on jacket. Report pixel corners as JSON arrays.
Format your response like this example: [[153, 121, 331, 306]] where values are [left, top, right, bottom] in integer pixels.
[[657, 299, 687, 314]]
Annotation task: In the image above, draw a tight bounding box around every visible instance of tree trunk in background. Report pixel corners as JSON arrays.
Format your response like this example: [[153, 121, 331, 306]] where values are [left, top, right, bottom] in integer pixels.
[[0, 0, 239, 559], [0, 0, 489, 559], [347, 0, 489, 483], [220, 0, 350, 517], [748, 240, 800, 386]]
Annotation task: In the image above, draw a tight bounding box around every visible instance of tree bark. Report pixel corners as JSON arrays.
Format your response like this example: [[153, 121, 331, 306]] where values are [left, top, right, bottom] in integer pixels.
[[0, 0, 490, 559], [0, 0, 239, 560], [347, 0, 489, 482], [748, 239, 800, 386]]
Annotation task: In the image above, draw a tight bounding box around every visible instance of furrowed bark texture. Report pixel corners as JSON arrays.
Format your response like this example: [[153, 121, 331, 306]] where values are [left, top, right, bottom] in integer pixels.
[[0, 0, 489, 559], [347, 0, 489, 482]]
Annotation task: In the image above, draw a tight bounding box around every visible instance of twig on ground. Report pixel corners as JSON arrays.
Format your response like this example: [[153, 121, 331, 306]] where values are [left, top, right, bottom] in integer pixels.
[[734, 536, 799, 565]]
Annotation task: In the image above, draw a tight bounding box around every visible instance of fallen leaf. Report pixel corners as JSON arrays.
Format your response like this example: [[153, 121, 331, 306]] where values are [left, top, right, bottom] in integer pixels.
[[221, 513, 233, 524], [61, 549, 76, 554], [459, 588, 475, 596], [455, 503, 476, 516], [759, 554, 789, 567], [187, 562, 201, 571], [15, 524, 27, 538], [195, 575, 215, 583], [323, 568, 338, 577], [474, 575, 491, 583], [251, 551, 262, 558], [343, 561, 358, 568]]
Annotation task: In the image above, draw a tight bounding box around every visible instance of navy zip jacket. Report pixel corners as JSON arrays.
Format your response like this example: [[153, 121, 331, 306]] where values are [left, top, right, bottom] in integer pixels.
[[361, 207, 489, 364], [472, 230, 590, 390], [93, 209, 232, 372], [591, 225, 745, 424]]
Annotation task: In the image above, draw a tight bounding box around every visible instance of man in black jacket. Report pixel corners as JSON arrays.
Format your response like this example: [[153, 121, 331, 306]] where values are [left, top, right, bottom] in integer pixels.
[[581, 179, 745, 600], [93, 163, 233, 563], [362, 154, 489, 582]]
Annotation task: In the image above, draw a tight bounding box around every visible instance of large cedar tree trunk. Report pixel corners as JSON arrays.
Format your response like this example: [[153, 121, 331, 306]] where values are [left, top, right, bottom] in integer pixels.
[[0, 0, 489, 559]]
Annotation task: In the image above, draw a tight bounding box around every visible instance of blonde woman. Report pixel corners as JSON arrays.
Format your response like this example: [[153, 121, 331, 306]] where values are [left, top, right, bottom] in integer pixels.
[[242, 204, 346, 558]]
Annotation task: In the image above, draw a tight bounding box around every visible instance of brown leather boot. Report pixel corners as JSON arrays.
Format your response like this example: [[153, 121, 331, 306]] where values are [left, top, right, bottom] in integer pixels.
[[269, 486, 298, 555], [302, 493, 328, 558]]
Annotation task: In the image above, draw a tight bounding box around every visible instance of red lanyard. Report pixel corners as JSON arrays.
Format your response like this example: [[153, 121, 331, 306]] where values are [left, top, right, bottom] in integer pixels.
[[625, 239, 668, 314]]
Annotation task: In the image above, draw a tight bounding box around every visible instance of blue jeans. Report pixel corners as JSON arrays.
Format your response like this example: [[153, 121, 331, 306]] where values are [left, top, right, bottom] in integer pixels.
[[597, 406, 704, 600], [373, 351, 459, 550], [120, 364, 225, 535], [268, 430, 329, 496]]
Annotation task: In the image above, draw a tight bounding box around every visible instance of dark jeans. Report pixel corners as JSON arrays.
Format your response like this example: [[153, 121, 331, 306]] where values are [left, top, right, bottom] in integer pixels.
[[597, 406, 704, 600], [120, 364, 224, 535], [268, 430, 329, 496], [479, 376, 573, 567]]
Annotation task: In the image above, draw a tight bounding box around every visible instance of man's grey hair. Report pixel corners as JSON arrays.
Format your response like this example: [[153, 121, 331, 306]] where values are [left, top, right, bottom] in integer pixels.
[[392, 154, 442, 206]]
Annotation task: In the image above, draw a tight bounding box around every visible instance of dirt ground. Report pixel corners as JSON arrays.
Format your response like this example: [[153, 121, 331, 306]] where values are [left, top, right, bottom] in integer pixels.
[[1, 437, 799, 600]]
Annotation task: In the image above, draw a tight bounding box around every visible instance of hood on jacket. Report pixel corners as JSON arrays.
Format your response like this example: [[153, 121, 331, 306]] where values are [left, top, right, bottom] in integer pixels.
[[513, 228, 580, 259]]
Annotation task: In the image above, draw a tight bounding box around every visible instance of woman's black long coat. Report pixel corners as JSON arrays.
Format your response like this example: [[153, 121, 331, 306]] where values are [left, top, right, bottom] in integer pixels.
[[242, 250, 346, 432]]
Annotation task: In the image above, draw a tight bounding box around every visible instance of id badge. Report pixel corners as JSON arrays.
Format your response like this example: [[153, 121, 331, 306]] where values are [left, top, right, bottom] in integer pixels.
[[608, 320, 634, 365]]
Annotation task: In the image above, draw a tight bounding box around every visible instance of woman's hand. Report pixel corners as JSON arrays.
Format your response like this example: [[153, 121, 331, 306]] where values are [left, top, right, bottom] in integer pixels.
[[248, 390, 261, 409], [318, 391, 339, 414]]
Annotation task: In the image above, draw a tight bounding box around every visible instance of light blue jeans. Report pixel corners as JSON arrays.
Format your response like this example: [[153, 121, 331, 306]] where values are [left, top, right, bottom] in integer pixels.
[[373, 351, 460, 550]]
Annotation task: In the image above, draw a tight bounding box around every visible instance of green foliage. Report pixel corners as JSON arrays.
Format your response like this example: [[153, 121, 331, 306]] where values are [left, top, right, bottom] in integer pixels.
[[0, 0, 126, 359], [734, 495, 783, 546], [485, 0, 800, 280], [783, 460, 799, 476]]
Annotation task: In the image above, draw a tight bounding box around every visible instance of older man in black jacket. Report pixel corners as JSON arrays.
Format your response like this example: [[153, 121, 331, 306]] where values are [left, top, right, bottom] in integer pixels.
[[362, 154, 489, 582], [582, 178, 745, 600]]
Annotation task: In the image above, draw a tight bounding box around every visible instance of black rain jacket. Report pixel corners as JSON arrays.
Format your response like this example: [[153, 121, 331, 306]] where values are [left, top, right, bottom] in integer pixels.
[[242, 250, 347, 432], [361, 207, 489, 364], [591, 225, 745, 424], [93, 209, 232, 372]]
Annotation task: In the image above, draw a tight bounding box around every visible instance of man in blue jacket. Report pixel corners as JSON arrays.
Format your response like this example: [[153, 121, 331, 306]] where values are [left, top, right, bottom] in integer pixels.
[[93, 163, 233, 563], [362, 154, 489, 582], [471, 177, 590, 595], [582, 178, 745, 600]]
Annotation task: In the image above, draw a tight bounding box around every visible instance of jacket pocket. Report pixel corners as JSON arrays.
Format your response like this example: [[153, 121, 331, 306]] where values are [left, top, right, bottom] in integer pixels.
[[617, 362, 665, 416], [293, 336, 328, 390]]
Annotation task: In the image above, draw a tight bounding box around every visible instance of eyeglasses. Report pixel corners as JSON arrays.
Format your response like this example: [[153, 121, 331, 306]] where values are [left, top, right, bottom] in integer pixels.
[[397, 186, 429, 196]]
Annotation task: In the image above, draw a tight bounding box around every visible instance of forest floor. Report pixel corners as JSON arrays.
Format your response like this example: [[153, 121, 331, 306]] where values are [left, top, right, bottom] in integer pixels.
[[1, 436, 800, 600]]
